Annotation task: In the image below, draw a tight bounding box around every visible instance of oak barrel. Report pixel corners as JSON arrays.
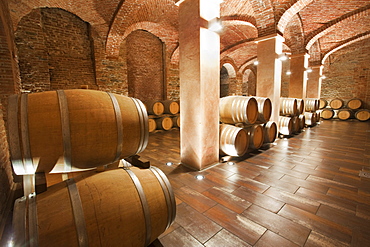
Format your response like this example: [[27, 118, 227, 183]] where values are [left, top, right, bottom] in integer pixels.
[[305, 98, 318, 112], [244, 124, 264, 150], [330, 98, 344, 109], [304, 112, 317, 126], [219, 124, 249, 157], [254, 97, 272, 123], [7, 90, 148, 175], [155, 116, 173, 130], [172, 115, 180, 128], [144, 100, 165, 116], [291, 116, 300, 134], [319, 99, 328, 109], [148, 118, 157, 132], [355, 109, 370, 121], [280, 98, 298, 116], [278, 116, 293, 136], [219, 96, 258, 124], [262, 121, 277, 143], [347, 98, 362, 110], [297, 99, 305, 115], [162, 100, 180, 115], [338, 109, 354, 121], [12, 167, 176, 247], [298, 114, 306, 130], [321, 109, 334, 120]]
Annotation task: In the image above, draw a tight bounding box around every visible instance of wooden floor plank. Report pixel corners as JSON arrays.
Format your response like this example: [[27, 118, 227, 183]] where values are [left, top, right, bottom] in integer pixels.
[[174, 203, 222, 244], [136, 121, 370, 246], [254, 230, 300, 247], [204, 229, 251, 247], [204, 204, 266, 245], [242, 204, 310, 246], [278, 204, 352, 244]]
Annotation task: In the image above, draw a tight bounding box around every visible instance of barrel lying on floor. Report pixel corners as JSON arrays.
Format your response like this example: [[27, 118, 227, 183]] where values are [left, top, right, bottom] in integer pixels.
[[13, 166, 176, 247]]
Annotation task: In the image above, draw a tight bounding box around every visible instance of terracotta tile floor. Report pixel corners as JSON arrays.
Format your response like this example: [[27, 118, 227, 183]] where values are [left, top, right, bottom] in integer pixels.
[[142, 119, 370, 246]]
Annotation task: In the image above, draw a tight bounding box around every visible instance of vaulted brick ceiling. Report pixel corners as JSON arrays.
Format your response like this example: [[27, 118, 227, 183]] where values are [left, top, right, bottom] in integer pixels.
[[8, 0, 370, 71]]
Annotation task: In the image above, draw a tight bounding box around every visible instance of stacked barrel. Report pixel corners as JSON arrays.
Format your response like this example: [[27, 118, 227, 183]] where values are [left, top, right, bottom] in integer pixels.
[[304, 98, 320, 126], [319, 98, 369, 122], [279, 98, 306, 136], [144, 100, 180, 132], [219, 96, 277, 157], [7, 90, 176, 247]]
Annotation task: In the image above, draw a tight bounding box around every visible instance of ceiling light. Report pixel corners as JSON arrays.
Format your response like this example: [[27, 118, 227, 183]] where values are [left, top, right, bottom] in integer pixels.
[[306, 67, 313, 73], [208, 18, 222, 32], [278, 53, 289, 61], [166, 162, 173, 166], [253, 60, 259, 65], [286, 71, 292, 75]]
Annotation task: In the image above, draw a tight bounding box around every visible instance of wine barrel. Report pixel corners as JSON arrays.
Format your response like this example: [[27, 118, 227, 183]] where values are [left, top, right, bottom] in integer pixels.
[[280, 98, 298, 116], [219, 96, 258, 124], [304, 112, 317, 126], [338, 109, 354, 121], [291, 116, 300, 134], [7, 90, 148, 175], [172, 115, 180, 128], [148, 118, 157, 133], [278, 116, 293, 136], [254, 97, 272, 123], [12, 167, 176, 247], [155, 116, 173, 130], [262, 121, 277, 143], [305, 98, 318, 112], [330, 98, 344, 109], [347, 98, 362, 110], [298, 114, 306, 130], [144, 100, 164, 116], [321, 109, 334, 120], [319, 99, 328, 109], [162, 100, 180, 115], [219, 124, 249, 157], [355, 109, 370, 121], [244, 124, 264, 150], [297, 99, 305, 115]]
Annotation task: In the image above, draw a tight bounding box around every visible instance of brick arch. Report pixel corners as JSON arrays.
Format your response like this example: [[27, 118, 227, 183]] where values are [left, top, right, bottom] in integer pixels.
[[322, 32, 370, 65], [305, 6, 370, 51], [220, 57, 238, 78], [107, 21, 178, 58], [277, 0, 314, 34], [8, 0, 107, 36], [248, 0, 277, 36], [283, 13, 305, 54], [241, 64, 257, 96], [106, 0, 178, 58]]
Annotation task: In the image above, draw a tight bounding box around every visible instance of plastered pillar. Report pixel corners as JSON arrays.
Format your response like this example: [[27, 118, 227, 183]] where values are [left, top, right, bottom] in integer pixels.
[[178, 0, 220, 170], [306, 65, 323, 99], [256, 34, 284, 124], [289, 53, 309, 99]]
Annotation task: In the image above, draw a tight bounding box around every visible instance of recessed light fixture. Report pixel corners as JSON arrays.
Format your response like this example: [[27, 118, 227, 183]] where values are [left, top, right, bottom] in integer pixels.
[[253, 60, 259, 65], [195, 174, 205, 180], [227, 161, 235, 165], [286, 71, 292, 75], [166, 162, 173, 166]]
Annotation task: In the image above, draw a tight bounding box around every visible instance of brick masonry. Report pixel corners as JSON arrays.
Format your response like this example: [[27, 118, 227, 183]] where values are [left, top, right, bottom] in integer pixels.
[[321, 37, 370, 109]]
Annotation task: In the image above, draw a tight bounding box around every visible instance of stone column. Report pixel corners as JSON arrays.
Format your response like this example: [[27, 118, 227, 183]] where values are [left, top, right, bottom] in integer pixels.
[[256, 34, 284, 124], [306, 65, 323, 99], [178, 0, 220, 170], [289, 53, 309, 99]]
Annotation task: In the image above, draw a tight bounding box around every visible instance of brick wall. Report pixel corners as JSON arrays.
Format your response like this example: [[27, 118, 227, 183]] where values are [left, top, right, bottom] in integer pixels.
[[0, 0, 18, 235], [15, 8, 97, 92], [321, 37, 370, 109], [126, 30, 164, 102]]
